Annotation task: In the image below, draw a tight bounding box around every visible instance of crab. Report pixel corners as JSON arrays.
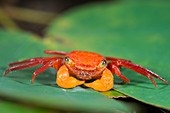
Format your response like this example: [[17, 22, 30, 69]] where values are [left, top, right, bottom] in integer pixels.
[[4, 50, 168, 91]]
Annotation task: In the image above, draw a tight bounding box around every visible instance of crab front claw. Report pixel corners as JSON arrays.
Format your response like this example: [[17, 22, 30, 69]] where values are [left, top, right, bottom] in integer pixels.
[[57, 65, 85, 88], [84, 68, 113, 92]]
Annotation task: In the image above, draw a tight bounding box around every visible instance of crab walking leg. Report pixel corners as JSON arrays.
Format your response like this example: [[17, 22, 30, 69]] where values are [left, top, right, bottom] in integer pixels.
[[4, 61, 40, 76], [4, 57, 62, 75], [56, 65, 85, 88], [8, 59, 37, 66], [8, 58, 52, 66], [31, 62, 53, 83], [120, 61, 168, 86], [112, 65, 130, 83], [84, 68, 113, 92], [31, 58, 63, 83], [108, 60, 168, 87], [44, 50, 67, 55]]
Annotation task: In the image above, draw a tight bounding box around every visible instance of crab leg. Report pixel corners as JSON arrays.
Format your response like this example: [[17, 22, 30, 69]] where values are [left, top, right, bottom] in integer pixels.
[[4, 58, 46, 75], [84, 68, 113, 91], [8, 59, 37, 66], [4, 61, 40, 76], [44, 50, 67, 55], [8, 57, 55, 67], [120, 61, 168, 85], [4, 57, 63, 81], [31, 62, 52, 83], [57, 65, 84, 88], [107, 58, 168, 86], [31, 58, 63, 83], [110, 64, 130, 83]]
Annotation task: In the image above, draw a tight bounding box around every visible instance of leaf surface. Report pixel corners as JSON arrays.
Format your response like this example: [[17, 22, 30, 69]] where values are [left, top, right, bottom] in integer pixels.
[[46, 1, 170, 110], [0, 30, 130, 112]]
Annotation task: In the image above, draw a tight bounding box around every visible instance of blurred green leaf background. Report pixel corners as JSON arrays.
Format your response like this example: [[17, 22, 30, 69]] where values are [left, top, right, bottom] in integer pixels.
[[0, 0, 170, 113]]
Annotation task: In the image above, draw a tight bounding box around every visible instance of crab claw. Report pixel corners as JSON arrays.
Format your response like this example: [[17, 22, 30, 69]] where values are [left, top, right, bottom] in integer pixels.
[[84, 68, 113, 92], [57, 65, 85, 88]]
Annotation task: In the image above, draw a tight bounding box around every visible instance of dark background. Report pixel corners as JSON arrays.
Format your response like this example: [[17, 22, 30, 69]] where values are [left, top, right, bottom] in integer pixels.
[[0, 0, 111, 36]]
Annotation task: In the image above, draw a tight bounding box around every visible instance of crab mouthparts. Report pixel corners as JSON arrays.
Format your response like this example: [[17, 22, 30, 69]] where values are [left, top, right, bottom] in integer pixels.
[[76, 71, 96, 80], [72, 69, 101, 80], [79, 71, 90, 76], [68, 66, 103, 80]]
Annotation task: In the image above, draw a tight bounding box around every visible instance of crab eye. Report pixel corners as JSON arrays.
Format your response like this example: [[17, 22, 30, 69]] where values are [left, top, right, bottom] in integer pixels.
[[64, 57, 72, 65], [99, 60, 107, 68]]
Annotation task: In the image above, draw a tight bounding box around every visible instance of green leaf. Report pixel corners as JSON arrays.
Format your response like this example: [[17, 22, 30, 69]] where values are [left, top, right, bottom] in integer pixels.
[[0, 101, 49, 113], [46, 1, 170, 110], [0, 30, 131, 112], [0, 30, 46, 66], [102, 90, 128, 99]]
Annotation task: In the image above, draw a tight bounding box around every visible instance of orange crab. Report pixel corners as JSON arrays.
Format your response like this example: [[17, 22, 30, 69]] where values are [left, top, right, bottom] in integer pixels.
[[4, 50, 168, 91]]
